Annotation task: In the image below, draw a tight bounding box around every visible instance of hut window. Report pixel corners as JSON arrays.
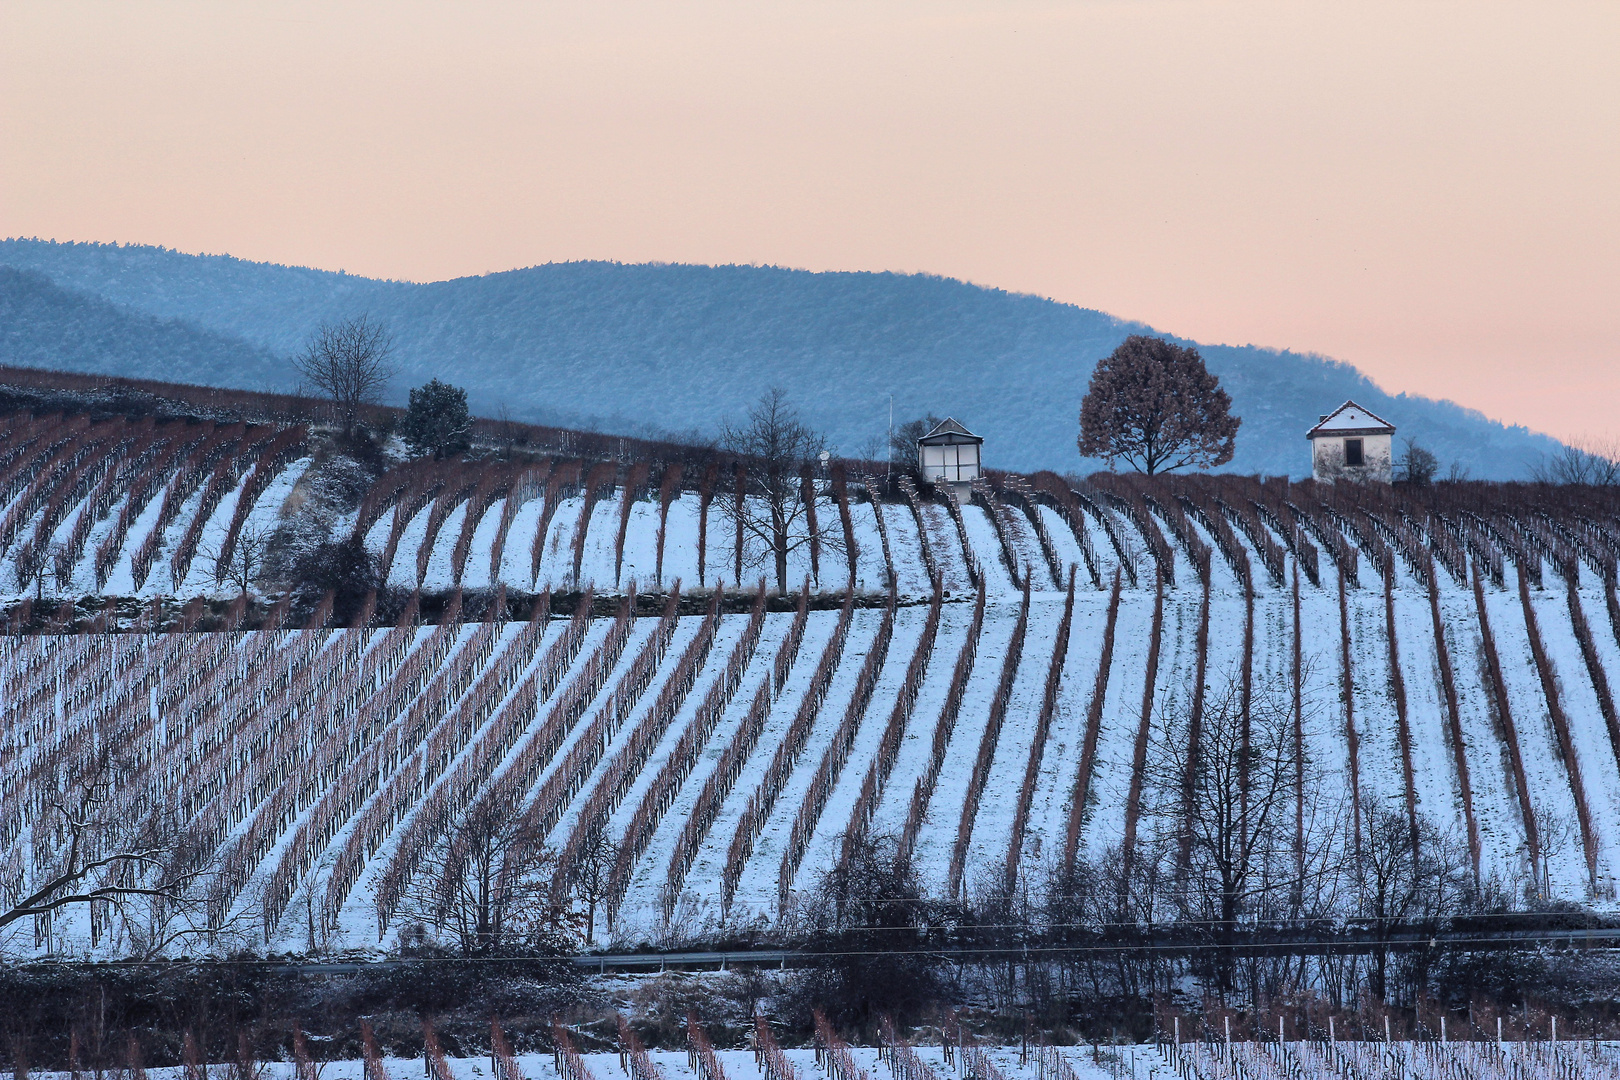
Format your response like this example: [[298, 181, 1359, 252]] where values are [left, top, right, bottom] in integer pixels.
[[1344, 438, 1364, 466]]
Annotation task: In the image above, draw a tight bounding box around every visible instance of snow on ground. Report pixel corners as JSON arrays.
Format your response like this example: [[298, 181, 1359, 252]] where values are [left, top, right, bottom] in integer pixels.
[[1180, 512, 1246, 597], [35, 466, 1620, 959], [782, 605, 930, 897], [731, 610, 884, 920], [675, 612, 841, 928], [616, 610, 793, 935], [97, 484, 170, 595], [1295, 586, 1354, 820], [1482, 583, 1588, 894], [537, 497, 587, 590], [1077, 592, 1158, 859], [1344, 585, 1406, 810], [659, 494, 705, 591], [35, 1045, 1134, 1080], [877, 499, 935, 599], [460, 497, 507, 590], [960, 505, 1017, 597], [596, 615, 748, 852], [960, 600, 1068, 889], [918, 500, 974, 595], [617, 496, 664, 593], [867, 603, 975, 839], [1530, 585, 1620, 893], [577, 493, 628, 592], [1388, 587, 1475, 855], [1436, 587, 1528, 882], [497, 495, 547, 590], [1038, 504, 1094, 591], [909, 602, 1021, 897], [1019, 589, 1117, 877], [512, 617, 667, 843], [995, 500, 1055, 591], [421, 503, 470, 591], [384, 503, 435, 590], [846, 499, 895, 593], [542, 617, 716, 849]]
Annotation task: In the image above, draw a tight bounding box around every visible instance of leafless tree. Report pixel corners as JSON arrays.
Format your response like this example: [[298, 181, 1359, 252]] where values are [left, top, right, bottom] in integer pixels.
[[1141, 672, 1316, 995], [207, 523, 271, 596], [1397, 438, 1439, 485], [413, 797, 576, 956], [291, 315, 396, 436], [1344, 797, 1475, 1004], [571, 826, 619, 946], [720, 388, 836, 592], [1532, 437, 1620, 485], [888, 415, 943, 469], [48, 540, 74, 595], [0, 717, 214, 957]]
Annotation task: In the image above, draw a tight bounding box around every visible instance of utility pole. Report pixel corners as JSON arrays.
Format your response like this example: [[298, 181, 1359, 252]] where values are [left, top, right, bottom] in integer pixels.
[[887, 393, 894, 483]]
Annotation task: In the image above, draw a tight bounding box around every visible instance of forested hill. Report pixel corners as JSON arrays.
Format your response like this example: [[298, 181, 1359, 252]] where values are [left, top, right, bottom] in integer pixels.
[[0, 266, 282, 388], [0, 239, 1560, 478]]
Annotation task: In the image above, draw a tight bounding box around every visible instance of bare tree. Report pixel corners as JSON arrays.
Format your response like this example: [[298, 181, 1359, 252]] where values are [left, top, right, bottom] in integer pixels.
[[1396, 438, 1439, 485], [408, 799, 579, 958], [1532, 437, 1620, 485], [413, 797, 576, 956], [889, 415, 943, 470], [571, 826, 619, 947], [291, 315, 396, 437], [1142, 672, 1314, 995], [207, 524, 271, 596], [1344, 798, 1476, 1003], [0, 717, 214, 957], [720, 388, 834, 592]]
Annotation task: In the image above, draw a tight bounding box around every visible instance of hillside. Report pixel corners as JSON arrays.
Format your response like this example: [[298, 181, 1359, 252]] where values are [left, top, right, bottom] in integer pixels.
[[0, 266, 284, 388], [3, 403, 1620, 960], [0, 239, 1562, 478]]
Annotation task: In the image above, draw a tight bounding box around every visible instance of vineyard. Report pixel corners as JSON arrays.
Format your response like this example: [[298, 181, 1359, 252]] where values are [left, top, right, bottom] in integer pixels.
[[8, 402, 1620, 957], [17, 1024, 1620, 1080]]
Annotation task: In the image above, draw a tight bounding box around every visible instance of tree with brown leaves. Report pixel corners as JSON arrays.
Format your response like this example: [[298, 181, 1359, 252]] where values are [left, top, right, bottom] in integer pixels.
[[1078, 336, 1240, 473]]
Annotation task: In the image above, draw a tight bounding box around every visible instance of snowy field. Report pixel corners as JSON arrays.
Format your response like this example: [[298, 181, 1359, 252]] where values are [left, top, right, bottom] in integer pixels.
[[25, 1040, 1620, 1080], [8, 427, 1620, 960]]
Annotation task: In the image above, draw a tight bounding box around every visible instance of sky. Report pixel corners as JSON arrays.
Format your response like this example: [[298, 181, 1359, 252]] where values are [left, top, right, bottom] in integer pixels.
[[3, 1, 1617, 444]]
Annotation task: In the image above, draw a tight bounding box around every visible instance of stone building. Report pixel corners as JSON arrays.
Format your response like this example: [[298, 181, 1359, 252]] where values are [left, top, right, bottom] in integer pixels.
[[1307, 401, 1395, 483]]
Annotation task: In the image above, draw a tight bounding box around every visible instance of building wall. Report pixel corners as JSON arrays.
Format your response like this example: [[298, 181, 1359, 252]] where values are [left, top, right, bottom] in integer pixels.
[[1311, 432, 1393, 483]]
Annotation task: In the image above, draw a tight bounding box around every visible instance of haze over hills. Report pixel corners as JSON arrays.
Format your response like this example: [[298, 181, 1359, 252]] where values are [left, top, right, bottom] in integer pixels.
[[0, 238, 1562, 478]]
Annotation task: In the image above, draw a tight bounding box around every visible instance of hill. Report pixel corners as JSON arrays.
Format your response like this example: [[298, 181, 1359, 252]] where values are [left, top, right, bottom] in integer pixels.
[[0, 265, 283, 388], [0, 239, 1562, 478], [2, 403, 1620, 963]]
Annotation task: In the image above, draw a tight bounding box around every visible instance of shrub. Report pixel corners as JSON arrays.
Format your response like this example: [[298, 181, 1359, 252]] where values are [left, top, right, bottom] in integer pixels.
[[292, 534, 382, 623]]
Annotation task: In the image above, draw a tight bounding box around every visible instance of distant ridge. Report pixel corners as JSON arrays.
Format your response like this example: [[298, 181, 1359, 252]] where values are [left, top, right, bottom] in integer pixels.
[[0, 238, 1561, 477]]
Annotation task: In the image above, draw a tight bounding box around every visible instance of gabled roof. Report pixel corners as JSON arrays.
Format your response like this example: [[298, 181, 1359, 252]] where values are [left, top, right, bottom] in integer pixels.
[[1306, 400, 1395, 439], [919, 417, 981, 443]]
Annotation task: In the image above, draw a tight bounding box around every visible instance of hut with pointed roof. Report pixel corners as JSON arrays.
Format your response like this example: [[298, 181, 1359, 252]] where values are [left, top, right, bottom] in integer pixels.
[[918, 417, 982, 499], [1307, 401, 1395, 483]]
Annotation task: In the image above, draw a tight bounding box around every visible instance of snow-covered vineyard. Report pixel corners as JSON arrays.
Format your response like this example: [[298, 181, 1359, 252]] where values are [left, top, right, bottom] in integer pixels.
[[9, 406, 1620, 955], [28, 1030, 1620, 1080], [0, 413, 307, 603]]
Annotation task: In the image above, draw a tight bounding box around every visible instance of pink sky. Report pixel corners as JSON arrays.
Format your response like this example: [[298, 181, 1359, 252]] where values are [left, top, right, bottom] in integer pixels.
[[4, 1, 1617, 442]]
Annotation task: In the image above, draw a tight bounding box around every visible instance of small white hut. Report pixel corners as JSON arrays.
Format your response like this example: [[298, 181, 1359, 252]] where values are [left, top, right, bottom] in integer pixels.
[[917, 417, 982, 499], [1307, 401, 1395, 483]]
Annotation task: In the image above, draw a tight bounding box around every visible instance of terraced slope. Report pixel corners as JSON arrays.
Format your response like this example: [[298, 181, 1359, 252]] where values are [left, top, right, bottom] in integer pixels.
[[6, 413, 1620, 956]]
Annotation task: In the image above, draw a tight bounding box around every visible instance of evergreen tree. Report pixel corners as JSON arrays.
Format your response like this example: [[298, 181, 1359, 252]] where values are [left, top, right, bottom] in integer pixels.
[[399, 378, 472, 459]]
